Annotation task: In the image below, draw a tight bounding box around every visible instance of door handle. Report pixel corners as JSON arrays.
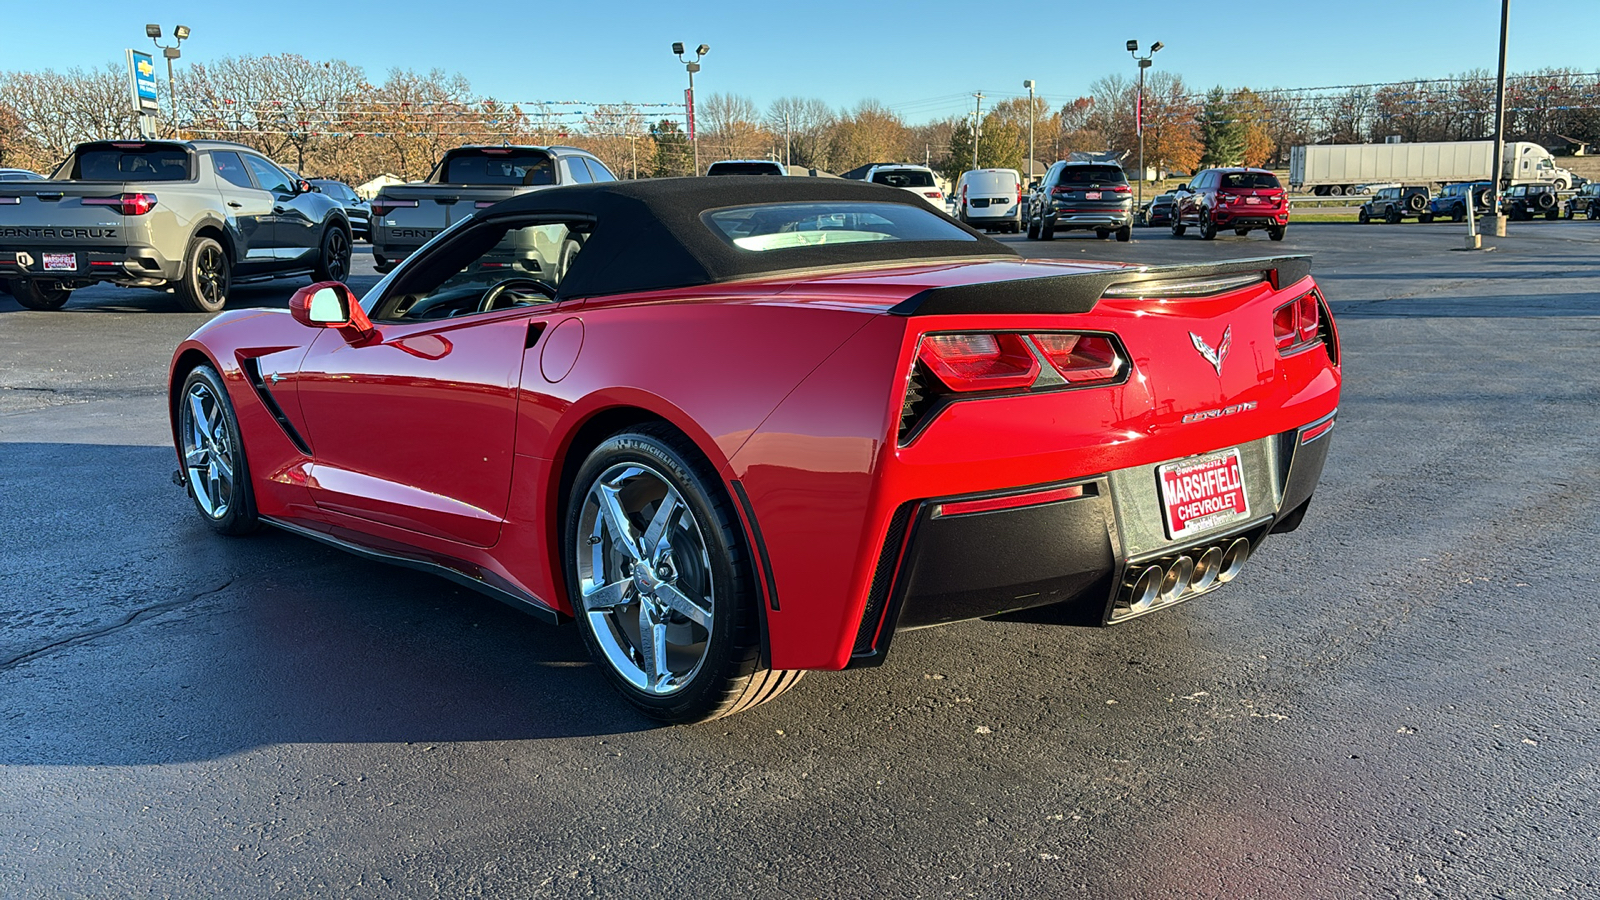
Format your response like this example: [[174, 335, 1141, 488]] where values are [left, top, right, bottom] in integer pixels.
[[227, 201, 243, 208]]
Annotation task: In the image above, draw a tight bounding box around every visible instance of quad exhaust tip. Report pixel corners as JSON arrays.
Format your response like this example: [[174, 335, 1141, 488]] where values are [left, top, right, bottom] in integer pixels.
[[1115, 537, 1253, 621]]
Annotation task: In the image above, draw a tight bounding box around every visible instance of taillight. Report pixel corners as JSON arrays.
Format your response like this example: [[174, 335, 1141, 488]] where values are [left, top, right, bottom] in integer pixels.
[[371, 198, 418, 216], [1274, 291, 1323, 352], [925, 191, 943, 199], [917, 333, 1038, 391], [1110, 184, 1131, 194], [1051, 185, 1072, 196], [1030, 333, 1124, 384], [83, 192, 157, 215]]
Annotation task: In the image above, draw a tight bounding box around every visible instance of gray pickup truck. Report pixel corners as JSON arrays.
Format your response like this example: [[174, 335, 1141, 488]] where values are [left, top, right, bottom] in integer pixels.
[[370, 145, 616, 273], [0, 139, 351, 311]]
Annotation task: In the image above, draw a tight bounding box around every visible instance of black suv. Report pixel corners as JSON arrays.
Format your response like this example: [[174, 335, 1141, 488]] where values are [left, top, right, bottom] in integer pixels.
[[309, 179, 370, 240], [1025, 162, 1132, 241], [1563, 182, 1600, 220], [1503, 183, 1562, 221], [1359, 186, 1433, 224]]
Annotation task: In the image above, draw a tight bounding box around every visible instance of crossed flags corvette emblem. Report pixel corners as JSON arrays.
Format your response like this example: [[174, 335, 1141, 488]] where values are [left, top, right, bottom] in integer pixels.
[[1190, 326, 1231, 376]]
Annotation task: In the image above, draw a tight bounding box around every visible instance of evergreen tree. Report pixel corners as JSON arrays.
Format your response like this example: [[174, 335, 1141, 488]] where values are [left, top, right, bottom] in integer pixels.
[[1198, 87, 1245, 168], [650, 119, 693, 178]]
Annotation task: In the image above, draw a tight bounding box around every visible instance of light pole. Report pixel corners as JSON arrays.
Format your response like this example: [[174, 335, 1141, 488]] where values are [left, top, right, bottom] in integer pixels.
[[147, 24, 191, 139], [1488, 0, 1510, 235], [1126, 39, 1163, 210], [1023, 80, 1036, 182], [672, 42, 709, 175]]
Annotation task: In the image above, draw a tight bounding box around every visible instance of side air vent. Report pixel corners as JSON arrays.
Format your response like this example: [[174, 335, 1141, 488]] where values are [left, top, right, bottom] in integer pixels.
[[898, 366, 940, 444], [853, 503, 915, 655]]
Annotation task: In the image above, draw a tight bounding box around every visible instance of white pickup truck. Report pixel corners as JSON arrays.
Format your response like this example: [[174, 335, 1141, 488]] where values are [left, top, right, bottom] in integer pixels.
[[369, 145, 617, 273]]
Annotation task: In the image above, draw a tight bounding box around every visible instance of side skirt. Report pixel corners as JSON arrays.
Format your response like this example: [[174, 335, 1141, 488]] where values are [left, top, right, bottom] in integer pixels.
[[262, 516, 564, 625]]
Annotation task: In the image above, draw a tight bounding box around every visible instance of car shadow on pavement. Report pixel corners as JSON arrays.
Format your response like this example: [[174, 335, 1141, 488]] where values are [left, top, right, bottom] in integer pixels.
[[0, 277, 384, 315], [0, 442, 657, 766]]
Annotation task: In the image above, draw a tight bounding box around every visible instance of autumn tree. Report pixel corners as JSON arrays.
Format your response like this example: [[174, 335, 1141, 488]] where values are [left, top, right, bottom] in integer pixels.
[[826, 101, 912, 173]]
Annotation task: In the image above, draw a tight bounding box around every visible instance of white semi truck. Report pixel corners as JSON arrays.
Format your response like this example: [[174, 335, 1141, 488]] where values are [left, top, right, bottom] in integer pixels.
[[1289, 141, 1576, 195]]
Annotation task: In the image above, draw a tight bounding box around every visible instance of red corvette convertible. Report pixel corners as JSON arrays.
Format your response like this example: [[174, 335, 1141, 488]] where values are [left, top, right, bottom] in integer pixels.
[[169, 177, 1340, 722]]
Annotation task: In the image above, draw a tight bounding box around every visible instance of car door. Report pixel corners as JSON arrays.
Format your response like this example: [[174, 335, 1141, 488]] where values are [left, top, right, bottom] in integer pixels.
[[208, 150, 276, 273], [240, 154, 310, 262], [291, 217, 583, 548]]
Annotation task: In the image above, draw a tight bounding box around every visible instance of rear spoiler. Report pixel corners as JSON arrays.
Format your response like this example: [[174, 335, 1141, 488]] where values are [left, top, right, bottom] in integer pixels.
[[888, 255, 1312, 317]]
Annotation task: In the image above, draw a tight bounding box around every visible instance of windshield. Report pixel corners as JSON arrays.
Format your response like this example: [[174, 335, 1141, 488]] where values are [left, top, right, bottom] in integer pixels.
[[1220, 172, 1281, 190], [439, 150, 555, 186], [72, 145, 191, 182], [871, 169, 936, 188], [704, 201, 976, 252], [1058, 166, 1127, 186], [708, 162, 785, 176]]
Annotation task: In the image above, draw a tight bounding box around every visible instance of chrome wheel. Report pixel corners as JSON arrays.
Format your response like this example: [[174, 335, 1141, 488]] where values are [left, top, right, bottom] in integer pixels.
[[574, 462, 715, 696], [179, 379, 235, 519]]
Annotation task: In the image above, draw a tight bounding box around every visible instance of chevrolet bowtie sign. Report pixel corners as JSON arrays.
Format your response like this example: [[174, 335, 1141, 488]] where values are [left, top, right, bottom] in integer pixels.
[[127, 49, 159, 114]]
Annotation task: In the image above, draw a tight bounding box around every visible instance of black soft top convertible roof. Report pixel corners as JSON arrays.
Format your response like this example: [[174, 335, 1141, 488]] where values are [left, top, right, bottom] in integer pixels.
[[478, 176, 1017, 298]]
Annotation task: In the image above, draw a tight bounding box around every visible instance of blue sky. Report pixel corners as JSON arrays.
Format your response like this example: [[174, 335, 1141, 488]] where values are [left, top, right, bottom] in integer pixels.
[[7, 0, 1597, 123]]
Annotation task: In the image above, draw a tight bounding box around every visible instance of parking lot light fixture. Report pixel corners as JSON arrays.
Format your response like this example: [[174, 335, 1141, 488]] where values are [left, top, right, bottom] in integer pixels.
[[673, 42, 709, 175], [1128, 38, 1163, 210], [150, 24, 191, 140]]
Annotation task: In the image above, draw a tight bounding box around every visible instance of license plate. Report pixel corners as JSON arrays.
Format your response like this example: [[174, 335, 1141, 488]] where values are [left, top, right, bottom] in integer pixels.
[[1086, 191, 1102, 200], [1157, 449, 1249, 540], [42, 252, 77, 271], [1245, 197, 1261, 204]]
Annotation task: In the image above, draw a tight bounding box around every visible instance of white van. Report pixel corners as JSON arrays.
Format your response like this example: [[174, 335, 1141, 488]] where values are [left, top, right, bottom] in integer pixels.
[[954, 168, 1023, 233]]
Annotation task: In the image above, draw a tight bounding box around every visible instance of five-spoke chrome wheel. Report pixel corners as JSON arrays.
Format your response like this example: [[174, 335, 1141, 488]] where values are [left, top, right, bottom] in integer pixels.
[[574, 461, 715, 696], [180, 378, 236, 520]]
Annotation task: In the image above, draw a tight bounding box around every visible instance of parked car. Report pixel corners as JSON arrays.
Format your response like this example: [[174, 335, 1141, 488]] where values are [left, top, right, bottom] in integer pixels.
[[1172, 167, 1289, 241], [309, 179, 371, 240], [1428, 181, 1492, 222], [370, 145, 616, 273], [0, 139, 352, 311], [166, 177, 1340, 723], [0, 168, 46, 182], [1563, 182, 1600, 219], [1359, 186, 1434, 224], [1138, 192, 1177, 227], [1025, 161, 1133, 241], [858, 164, 945, 209], [953, 168, 1022, 233], [706, 160, 787, 176], [1502, 182, 1562, 221]]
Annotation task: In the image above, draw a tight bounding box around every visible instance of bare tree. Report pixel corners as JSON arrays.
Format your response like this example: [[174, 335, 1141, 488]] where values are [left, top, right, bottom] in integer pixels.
[[765, 97, 834, 169]]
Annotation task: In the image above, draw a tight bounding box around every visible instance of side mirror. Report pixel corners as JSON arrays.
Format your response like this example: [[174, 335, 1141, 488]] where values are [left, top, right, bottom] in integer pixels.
[[1178, 184, 1190, 192], [297, 179, 313, 194], [290, 281, 372, 341]]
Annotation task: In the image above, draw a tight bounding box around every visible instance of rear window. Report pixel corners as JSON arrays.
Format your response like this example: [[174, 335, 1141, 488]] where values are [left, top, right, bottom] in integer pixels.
[[74, 146, 191, 182], [439, 150, 555, 186], [1058, 165, 1127, 186], [704, 201, 976, 252], [707, 162, 786, 176], [1220, 172, 1281, 190], [871, 169, 936, 188]]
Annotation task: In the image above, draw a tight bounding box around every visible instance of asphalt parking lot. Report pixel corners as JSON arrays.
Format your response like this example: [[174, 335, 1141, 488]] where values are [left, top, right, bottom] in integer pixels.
[[2, 220, 1597, 898]]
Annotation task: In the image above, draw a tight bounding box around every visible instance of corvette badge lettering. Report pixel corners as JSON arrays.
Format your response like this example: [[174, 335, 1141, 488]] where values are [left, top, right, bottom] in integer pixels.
[[1182, 400, 1257, 424], [1190, 326, 1231, 376]]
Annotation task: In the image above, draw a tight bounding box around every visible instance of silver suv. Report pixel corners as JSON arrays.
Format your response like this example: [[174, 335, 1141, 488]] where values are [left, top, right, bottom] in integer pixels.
[[0, 140, 351, 311]]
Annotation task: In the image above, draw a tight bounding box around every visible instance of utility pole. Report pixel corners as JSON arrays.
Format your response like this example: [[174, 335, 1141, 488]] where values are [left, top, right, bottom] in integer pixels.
[[971, 92, 985, 170], [1488, 0, 1510, 236], [1023, 80, 1036, 182]]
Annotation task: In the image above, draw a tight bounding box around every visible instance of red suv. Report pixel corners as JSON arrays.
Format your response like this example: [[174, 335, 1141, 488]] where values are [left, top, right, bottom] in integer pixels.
[[1172, 167, 1288, 241]]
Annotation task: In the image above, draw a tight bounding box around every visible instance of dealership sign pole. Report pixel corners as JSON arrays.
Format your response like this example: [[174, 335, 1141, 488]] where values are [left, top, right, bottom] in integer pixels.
[[126, 49, 160, 139]]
